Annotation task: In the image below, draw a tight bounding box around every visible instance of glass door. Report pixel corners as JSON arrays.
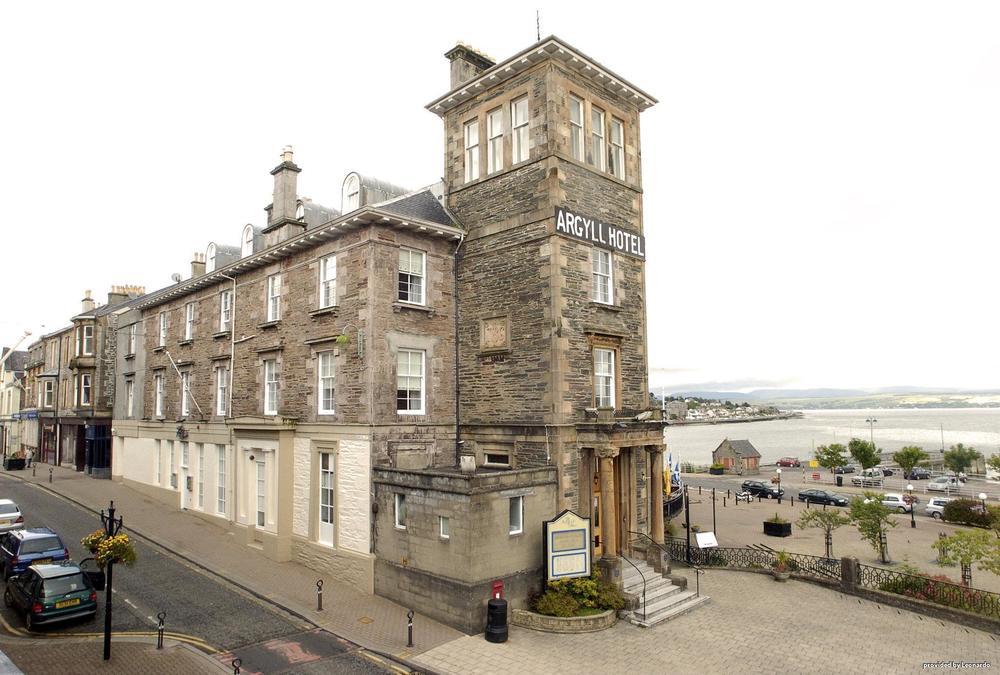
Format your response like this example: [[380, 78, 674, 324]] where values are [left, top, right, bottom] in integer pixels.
[[318, 453, 335, 546], [255, 461, 266, 527]]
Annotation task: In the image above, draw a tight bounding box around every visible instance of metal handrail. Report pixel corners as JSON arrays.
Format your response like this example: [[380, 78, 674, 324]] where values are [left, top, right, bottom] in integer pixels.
[[629, 530, 670, 561], [619, 555, 646, 619]]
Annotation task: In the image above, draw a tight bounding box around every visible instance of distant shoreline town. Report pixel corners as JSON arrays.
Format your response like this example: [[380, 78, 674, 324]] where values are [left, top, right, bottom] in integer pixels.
[[659, 397, 803, 425]]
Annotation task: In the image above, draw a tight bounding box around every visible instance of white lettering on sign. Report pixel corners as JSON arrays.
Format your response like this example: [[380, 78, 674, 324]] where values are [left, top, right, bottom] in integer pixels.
[[554, 207, 645, 259]]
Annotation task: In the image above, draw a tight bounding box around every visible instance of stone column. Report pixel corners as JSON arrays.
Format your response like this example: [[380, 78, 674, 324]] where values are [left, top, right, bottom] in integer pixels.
[[598, 447, 617, 559], [650, 446, 665, 545]]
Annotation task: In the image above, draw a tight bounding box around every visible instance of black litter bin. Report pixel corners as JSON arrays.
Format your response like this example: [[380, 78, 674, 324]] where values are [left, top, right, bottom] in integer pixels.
[[836, 475, 843, 487], [485, 598, 508, 643]]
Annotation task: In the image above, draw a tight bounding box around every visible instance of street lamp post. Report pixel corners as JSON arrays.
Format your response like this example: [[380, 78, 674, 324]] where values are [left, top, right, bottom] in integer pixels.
[[980, 492, 988, 512], [776, 468, 782, 504], [907, 483, 915, 528], [865, 417, 877, 450], [100, 501, 124, 661]]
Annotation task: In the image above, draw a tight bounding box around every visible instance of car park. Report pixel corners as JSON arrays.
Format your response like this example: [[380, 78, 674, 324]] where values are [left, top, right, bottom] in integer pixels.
[[741, 480, 784, 499], [881, 493, 911, 513], [924, 497, 952, 519], [3, 562, 97, 630], [927, 476, 962, 493], [776, 457, 800, 467], [0, 528, 70, 580], [0, 500, 24, 533], [906, 467, 931, 480], [833, 465, 856, 474], [797, 489, 849, 506]]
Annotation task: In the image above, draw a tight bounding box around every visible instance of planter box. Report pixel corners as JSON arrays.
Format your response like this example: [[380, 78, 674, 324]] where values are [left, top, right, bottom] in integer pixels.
[[709, 467, 724, 475], [510, 608, 617, 633], [763, 521, 792, 537], [2, 458, 25, 471]]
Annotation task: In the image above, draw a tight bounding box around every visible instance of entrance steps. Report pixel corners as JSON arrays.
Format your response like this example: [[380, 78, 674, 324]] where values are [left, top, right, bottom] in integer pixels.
[[622, 557, 709, 628]]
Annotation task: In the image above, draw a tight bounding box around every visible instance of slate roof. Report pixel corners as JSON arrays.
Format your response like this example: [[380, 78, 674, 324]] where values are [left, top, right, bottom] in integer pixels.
[[374, 189, 455, 227], [1, 350, 28, 373], [727, 440, 761, 458], [300, 200, 340, 230]]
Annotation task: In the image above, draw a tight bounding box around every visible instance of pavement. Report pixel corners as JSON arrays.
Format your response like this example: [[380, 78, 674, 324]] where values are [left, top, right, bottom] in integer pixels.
[[0, 463, 462, 674], [414, 567, 998, 675], [0, 636, 228, 674]]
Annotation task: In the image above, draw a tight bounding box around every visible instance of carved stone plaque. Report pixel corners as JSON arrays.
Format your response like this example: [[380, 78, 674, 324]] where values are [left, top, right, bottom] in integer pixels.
[[480, 316, 510, 353]]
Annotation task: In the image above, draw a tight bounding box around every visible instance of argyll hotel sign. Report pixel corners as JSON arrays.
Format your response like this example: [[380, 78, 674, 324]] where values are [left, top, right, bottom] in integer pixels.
[[554, 207, 645, 259]]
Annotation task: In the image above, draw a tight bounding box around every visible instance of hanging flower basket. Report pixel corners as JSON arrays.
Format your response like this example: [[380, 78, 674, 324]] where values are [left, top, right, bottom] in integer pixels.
[[81, 531, 137, 568], [81, 530, 105, 554]]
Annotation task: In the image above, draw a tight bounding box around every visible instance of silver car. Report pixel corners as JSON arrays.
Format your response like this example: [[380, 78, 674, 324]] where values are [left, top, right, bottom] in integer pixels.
[[924, 497, 952, 519], [0, 500, 24, 533]]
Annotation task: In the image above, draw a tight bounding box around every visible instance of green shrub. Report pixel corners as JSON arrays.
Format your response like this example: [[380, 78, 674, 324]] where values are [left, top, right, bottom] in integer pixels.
[[941, 499, 997, 528], [710, 463, 725, 470], [532, 572, 624, 617], [595, 583, 625, 611], [534, 590, 580, 617]]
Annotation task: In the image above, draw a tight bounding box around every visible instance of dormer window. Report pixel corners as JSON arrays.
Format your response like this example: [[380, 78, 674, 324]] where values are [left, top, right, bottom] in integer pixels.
[[295, 202, 305, 220], [241, 224, 254, 258], [342, 174, 360, 213], [206, 243, 217, 272]]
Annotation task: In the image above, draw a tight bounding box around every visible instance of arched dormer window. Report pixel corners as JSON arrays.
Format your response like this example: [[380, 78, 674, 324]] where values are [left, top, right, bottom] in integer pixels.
[[342, 174, 360, 213], [295, 202, 305, 220], [242, 224, 254, 258], [206, 243, 217, 272]]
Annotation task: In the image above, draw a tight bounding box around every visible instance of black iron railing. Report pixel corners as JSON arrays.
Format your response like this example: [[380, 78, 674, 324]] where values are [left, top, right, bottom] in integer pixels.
[[857, 562, 1000, 620]]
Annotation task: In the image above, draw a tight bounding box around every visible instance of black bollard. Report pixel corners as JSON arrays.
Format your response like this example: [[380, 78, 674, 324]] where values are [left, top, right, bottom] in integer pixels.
[[316, 579, 324, 611], [727, 489, 731, 498], [790, 497, 794, 507], [49, 468, 53, 483], [232, 658, 242, 675], [156, 611, 166, 649], [698, 485, 702, 495], [32, 465, 36, 477], [723, 497, 726, 507], [407, 609, 414, 647]]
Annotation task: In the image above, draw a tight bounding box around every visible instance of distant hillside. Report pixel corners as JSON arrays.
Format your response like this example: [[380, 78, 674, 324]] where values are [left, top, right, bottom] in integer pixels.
[[666, 387, 1000, 409]]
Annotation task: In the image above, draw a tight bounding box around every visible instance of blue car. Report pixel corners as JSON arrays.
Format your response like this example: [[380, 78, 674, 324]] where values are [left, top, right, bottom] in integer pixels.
[[0, 528, 70, 580]]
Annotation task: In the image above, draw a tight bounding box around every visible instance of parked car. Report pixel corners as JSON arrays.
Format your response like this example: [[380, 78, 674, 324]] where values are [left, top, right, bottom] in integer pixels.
[[851, 469, 885, 487], [741, 480, 784, 499], [906, 467, 931, 480], [797, 489, 849, 506], [0, 528, 70, 580], [3, 562, 97, 630], [0, 500, 24, 533], [776, 457, 800, 468], [833, 465, 856, 474], [924, 497, 952, 519], [927, 476, 962, 493], [874, 466, 894, 477], [880, 493, 911, 513]]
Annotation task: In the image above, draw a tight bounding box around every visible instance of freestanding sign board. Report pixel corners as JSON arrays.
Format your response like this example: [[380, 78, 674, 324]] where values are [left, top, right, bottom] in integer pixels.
[[543, 510, 592, 581]]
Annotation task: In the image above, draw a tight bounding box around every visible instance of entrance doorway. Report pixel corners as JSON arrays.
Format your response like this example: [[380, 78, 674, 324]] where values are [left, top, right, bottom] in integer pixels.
[[318, 452, 335, 546], [592, 455, 602, 557]]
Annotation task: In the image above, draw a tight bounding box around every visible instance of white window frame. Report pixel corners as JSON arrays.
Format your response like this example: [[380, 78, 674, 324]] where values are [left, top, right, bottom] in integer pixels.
[[318, 352, 335, 415], [242, 224, 254, 258], [158, 312, 167, 347], [155, 373, 164, 416], [266, 274, 281, 322], [216, 444, 227, 515], [319, 255, 336, 309], [78, 325, 94, 356], [511, 96, 529, 164], [439, 515, 450, 540], [180, 371, 191, 417], [396, 349, 425, 415], [464, 119, 480, 183], [592, 249, 614, 305], [127, 324, 137, 355], [394, 493, 406, 530], [610, 118, 625, 180], [43, 381, 53, 408], [397, 249, 426, 306], [343, 174, 360, 213], [509, 496, 524, 535], [486, 108, 503, 174], [184, 303, 195, 340], [263, 359, 279, 415], [80, 374, 92, 406], [156, 440, 162, 485], [256, 460, 266, 527], [594, 348, 616, 409], [197, 444, 205, 509], [591, 106, 606, 171], [206, 243, 216, 272], [569, 95, 585, 160], [125, 379, 134, 417], [318, 452, 335, 546], [219, 290, 232, 332], [216, 366, 228, 416]]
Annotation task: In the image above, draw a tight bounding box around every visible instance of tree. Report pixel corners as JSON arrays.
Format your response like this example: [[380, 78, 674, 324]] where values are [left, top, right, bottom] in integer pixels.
[[931, 528, 1000, 586], [892, 446, 929, 476], [943, 443, 982, 474], [987, 454, 1000, 473], [797, 508, 851, 558], [814, 443, 848, 471], [849, 493, 897, 563], [848, 438, 881, 470]]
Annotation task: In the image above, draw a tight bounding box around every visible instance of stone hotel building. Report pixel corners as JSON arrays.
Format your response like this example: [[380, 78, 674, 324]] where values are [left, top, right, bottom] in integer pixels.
[[111, 35, 667, 632]]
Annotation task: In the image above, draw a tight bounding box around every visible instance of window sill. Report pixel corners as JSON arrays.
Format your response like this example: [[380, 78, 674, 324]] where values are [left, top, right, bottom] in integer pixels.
[[508, 531, 524, 538], [178, 339, 193, 346], [393, 303, 435, 316], [309, 306, 338, 318], [212, 331, 231, 340], [124, 353, 135, 360], [590, 302, 622, 312], [257, 320, 281, 330], [394, 525, 407, 531], [397, 410, 426, 416], [152, 346, 165, 353]]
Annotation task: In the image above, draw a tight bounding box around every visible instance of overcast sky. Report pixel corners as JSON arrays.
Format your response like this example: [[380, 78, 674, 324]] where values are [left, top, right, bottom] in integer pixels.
[[2, 1, 997, 392]]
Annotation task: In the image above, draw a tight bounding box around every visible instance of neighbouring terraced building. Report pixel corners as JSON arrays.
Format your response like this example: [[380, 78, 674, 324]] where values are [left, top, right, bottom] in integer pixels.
[[108, 35, 667, 633]]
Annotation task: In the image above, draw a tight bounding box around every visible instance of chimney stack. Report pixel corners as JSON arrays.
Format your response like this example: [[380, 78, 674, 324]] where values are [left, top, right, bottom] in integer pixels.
[[107, 284, 145, 306], [262, 146, 306, 247], [445, 43, 495, 89], [81, 290, 95, 314], [191, 252, 206, 278]]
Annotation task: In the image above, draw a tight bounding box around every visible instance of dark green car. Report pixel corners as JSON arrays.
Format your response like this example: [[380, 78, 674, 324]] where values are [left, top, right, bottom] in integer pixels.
[[4, 562, 97, 630]]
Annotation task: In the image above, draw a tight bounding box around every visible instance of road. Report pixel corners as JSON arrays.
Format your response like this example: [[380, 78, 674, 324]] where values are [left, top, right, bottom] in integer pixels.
[[0, 476, 393, 674]]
